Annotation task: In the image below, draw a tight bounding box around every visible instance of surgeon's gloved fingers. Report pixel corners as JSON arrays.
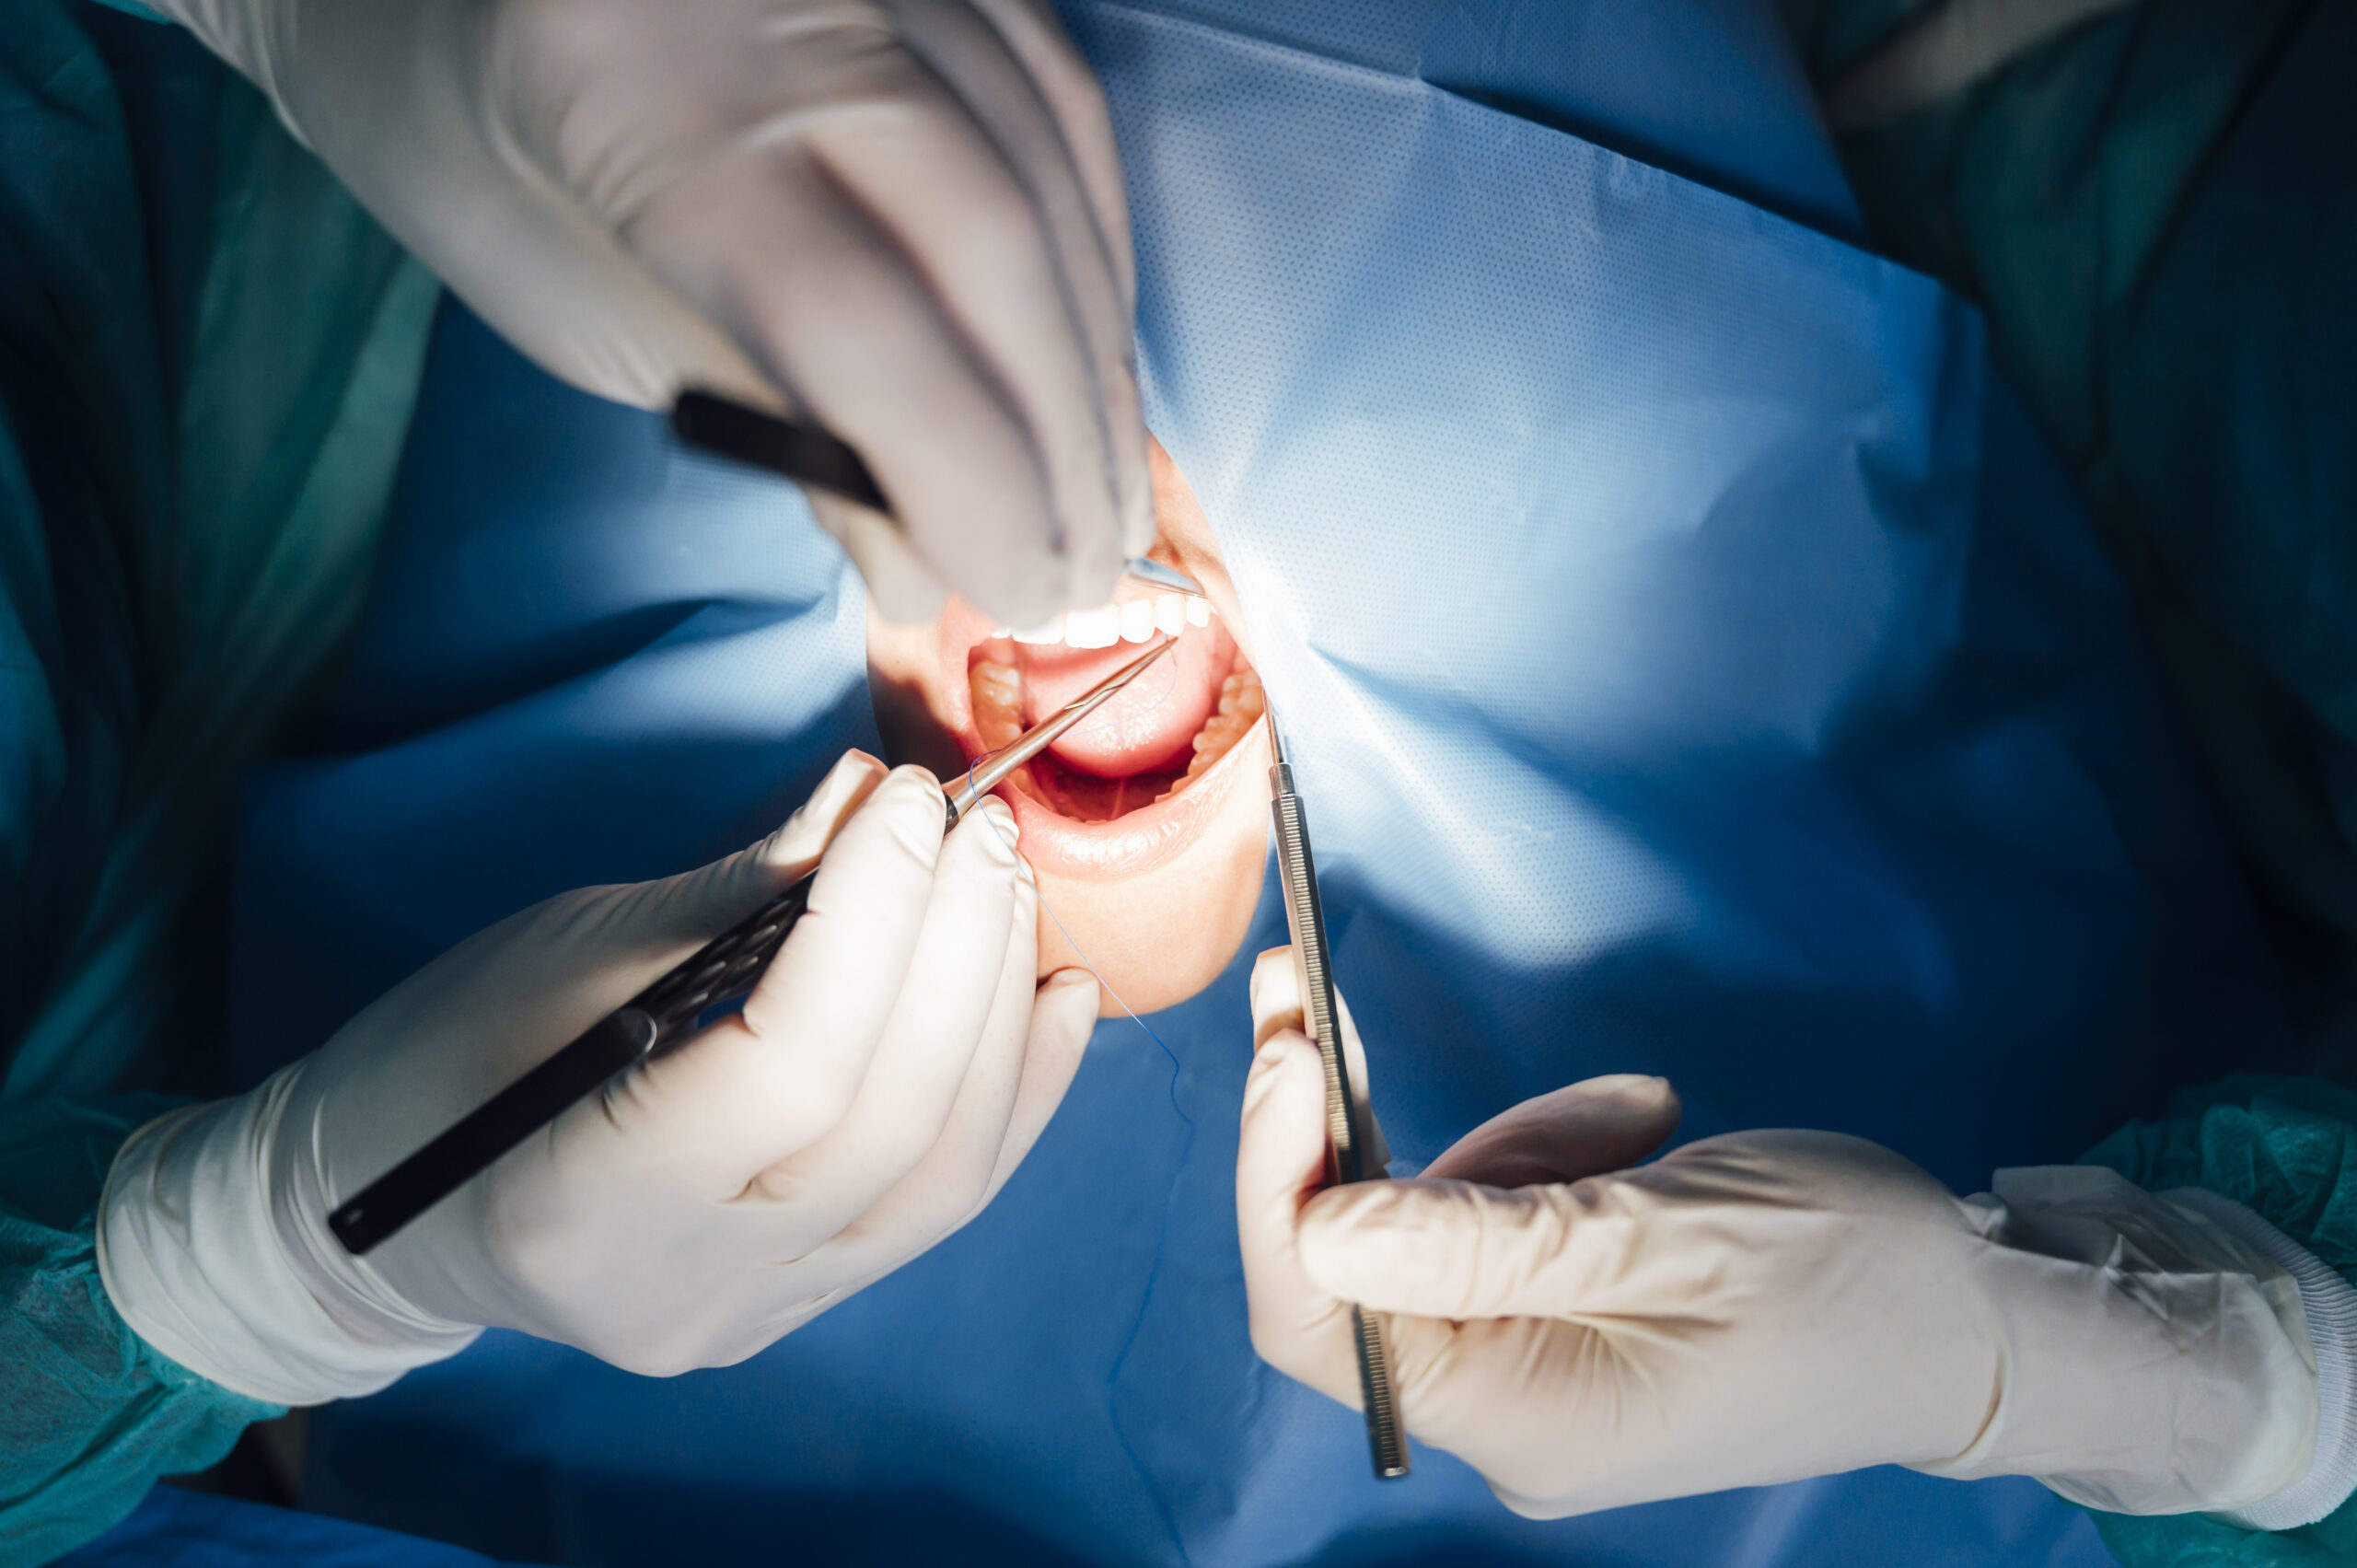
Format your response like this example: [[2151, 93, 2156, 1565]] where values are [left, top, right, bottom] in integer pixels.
[[1422, 1075, 1682, 1189], [1234, 1027, 1368, 1408], [610, 766, 950, 1189], [1296, 1179, 1597, 1323], [892, 0, 1131, 350], [880, 874, 1051, 1230], [1247, 947, 1389, 1174], [784, 970, 1097, 1306], [968, 967, 1098, 1212], [768, 965, 1095, 1318], [776, 87, 1130, 627], [745, 901, 1065, 1308], [735, 799, 1028, 1229], [643, 152, 1115, 628], [899, 0, 1150, 560]]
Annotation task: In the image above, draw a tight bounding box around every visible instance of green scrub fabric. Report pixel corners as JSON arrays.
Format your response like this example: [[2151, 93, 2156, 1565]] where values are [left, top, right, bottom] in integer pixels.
[[0, 1097, 279, 1567], [1776, 0, 2357, 1010], [0, 0, 436, 1559], [1774, 0, 2357, 1558]]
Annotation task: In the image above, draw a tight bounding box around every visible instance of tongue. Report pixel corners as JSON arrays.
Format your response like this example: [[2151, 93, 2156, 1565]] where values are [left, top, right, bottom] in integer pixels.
[[1023, 623, 1236, 778]]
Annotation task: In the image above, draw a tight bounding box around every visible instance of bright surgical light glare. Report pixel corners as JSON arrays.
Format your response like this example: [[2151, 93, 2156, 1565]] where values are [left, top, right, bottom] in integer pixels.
[[1066, 606, 1121, 648]]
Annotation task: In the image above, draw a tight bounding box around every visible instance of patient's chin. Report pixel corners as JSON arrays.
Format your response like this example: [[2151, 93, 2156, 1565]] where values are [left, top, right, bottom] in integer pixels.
[[1029, 761, 1269, 1014], [866, 587, 1271, 1017]]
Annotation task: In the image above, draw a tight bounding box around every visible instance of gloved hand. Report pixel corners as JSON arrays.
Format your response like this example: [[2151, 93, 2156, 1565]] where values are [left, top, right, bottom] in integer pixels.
[[153, 0, 1148, 625], [1237, 948, 2337, 1524], [99, 753, 1100, 1400]]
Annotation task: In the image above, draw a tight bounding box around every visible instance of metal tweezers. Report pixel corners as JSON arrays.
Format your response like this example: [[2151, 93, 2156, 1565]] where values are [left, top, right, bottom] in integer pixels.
[[1269, 711, 1411, 1480]]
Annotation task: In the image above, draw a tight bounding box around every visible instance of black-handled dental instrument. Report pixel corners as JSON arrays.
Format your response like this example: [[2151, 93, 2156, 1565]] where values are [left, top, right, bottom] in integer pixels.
[[1268, 709, 1411, 1481], [328, 636, 1178, 1257], [671, 389, 891, 514], [668, 389, 1207, 602]]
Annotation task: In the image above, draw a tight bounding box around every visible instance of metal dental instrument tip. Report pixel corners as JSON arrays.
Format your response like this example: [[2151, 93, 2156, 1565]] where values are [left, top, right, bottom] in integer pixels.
[[1121, 556, 1206, 598], [1267, 707, 1411, 1481], [943, 638, 1177, 829]]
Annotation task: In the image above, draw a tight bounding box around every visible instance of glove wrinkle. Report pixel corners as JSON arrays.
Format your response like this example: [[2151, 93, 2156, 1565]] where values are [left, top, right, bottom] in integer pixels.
[[2165, 1188, 2357, 1531], [1913, 1170, 2318, 1516], [1244, 1009, 2328, 1522], [157, 0, 1148, 622]]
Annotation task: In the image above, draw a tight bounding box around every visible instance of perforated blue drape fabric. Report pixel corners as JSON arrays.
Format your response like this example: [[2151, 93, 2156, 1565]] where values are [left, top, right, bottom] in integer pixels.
[[213, 3, 2292, 1563]]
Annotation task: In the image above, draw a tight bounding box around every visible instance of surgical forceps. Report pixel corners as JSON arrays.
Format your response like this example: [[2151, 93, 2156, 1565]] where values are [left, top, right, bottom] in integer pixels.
[[1268, 711, 1411, 1481], [669, 389, 1204, 599], [329, 638, 1176, 1256]]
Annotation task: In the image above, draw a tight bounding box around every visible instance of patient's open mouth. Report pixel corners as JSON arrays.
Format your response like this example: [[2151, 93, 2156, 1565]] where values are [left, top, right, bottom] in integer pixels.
[[935, 586, 1266, 878]]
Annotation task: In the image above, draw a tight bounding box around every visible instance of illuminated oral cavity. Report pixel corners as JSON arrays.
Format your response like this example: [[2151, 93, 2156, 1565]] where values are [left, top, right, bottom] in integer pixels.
[[967, 608, 1263, 825]]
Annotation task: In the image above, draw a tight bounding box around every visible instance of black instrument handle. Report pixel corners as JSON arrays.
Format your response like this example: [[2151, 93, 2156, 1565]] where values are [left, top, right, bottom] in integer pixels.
[[328, 874, 816, 1256], [670, 391, 890, 515]]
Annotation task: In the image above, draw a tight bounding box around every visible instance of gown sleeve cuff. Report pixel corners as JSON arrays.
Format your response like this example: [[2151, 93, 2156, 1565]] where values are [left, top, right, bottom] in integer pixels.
[[0, 1095, 284, 1564], [2162, 1189, 2357, 1529], [2081, 1074, 2357, 1551]]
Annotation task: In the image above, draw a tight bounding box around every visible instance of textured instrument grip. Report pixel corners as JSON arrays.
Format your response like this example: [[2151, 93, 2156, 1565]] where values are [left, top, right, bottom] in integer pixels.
[[1271, 759, 1410, 1480], [671, 391, 889, 514], [328, 1008, 656, 1256], [329, 875, 817, 1256]]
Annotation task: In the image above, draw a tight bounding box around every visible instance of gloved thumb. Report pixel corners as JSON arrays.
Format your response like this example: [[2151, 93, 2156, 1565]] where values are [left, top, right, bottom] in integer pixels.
[[1423, 1074, 1680, 1187], [1288, 1074, 1678, 1331], [1295, 1179, 1561, 1322], [1235, 1022, 1366, 1407]]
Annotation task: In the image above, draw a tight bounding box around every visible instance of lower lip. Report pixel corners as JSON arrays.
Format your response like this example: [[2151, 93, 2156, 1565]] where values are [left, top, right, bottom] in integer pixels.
[[964, 710, 1264, 879]]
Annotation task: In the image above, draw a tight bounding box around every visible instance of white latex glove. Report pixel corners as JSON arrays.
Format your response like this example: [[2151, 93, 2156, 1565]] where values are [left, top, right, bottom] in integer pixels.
[[153, 0, 1148, 625], [99, 753, 1099, 1400], [1238, 947, 2357, 1526]]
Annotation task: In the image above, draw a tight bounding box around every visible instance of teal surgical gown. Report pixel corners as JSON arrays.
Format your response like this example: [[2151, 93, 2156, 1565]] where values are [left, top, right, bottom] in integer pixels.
[[1777, 0, 2357, 1560], [0, 0, 435, 1559]]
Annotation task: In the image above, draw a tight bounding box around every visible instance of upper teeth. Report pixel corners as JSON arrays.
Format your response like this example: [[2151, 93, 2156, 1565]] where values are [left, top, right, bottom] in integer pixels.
[[999, 592, 1212, 648]]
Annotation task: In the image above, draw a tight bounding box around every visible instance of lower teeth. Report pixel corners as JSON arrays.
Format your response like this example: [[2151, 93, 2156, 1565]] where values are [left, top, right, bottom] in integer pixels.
[[1157, 670, 1264, 803], [966, 659, 1264, 816]]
